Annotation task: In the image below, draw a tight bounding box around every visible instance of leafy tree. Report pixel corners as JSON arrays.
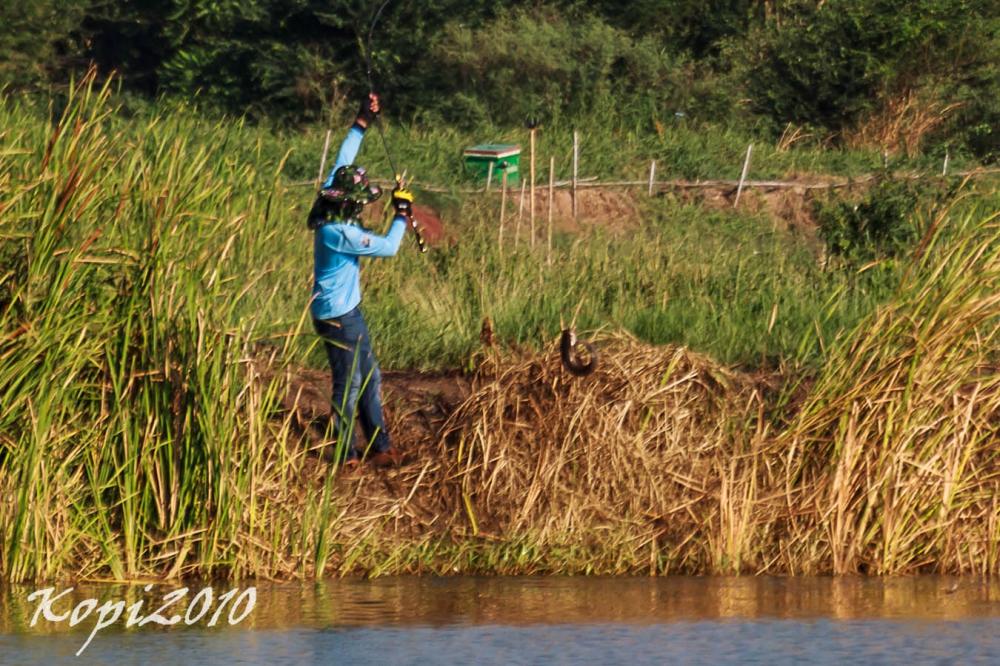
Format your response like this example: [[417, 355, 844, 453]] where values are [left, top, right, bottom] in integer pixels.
[[82, 1, 174, 96], [933, 12, 1000, 161], [79, 0, 498, 120], [1, 0, 996, 162], [0, 0, 89, 87]]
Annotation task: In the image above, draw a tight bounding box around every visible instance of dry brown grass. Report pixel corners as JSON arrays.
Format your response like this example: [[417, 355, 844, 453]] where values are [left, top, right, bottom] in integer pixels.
[[285, 334, 775, 576], [777, 123, 814, 152], [845, 90, 963, 156], [776, 208, 1000, 575], [440, 335, 769, 573]]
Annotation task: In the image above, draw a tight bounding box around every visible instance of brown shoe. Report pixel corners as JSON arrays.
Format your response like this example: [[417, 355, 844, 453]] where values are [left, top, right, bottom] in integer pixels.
[[368, 448, 404, 468], [339, 457, 362, 475]]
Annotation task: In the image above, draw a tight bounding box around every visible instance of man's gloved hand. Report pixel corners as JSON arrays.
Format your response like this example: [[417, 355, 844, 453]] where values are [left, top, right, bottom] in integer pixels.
[[392, 187, 414, 219], [355, 92, 380, 129]]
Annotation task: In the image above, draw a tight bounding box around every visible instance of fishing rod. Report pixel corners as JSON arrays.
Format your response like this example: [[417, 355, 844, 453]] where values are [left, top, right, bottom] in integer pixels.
[[364, 0, 426, 253]]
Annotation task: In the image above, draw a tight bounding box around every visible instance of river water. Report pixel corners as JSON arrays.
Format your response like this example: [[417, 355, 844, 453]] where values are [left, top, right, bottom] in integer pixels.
[[2, 576, 999, 664]]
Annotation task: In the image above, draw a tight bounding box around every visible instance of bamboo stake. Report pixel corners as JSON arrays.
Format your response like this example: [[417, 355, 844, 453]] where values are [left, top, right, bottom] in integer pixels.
[[572, 130, 579, 220], [647, 160, 657, 197], [486, 161, 494, 192], [942, 148, 950, 176], [530, 127, 537, 246], [316, 129, 332, 187], [734, 144, 753, 208], [515, 180, 526, 246], [547, 156, 555, 266], [499, 170, 508, 254]]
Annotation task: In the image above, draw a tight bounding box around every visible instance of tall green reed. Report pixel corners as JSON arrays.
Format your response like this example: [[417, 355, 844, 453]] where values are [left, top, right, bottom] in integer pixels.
[[0, 73, 340, 582]]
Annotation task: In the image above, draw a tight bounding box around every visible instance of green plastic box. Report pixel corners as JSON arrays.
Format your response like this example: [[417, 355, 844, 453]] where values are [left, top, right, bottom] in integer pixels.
[[463, 144, 521, 185]]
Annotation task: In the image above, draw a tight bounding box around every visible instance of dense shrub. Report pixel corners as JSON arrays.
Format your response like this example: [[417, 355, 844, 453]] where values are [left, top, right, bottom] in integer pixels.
[[0, 0, 996, 160], [936, 28, 1000, 163], [586, 0, 759, 58], [0, 0, 87, 88], [739, 0, 1000, 142], [423, 8, 733, 128], [815, 178, 933, 263]]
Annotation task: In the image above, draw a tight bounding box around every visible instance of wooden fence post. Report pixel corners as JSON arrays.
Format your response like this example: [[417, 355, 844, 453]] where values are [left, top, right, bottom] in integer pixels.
[[530, 127, 537, 247], [547, 156, 555, 266], [734, 144, 753, 208], [486, 161, 494, 192], [499, 170, 508, 254], [647, 160, 657, 197], [572, 130, 579, 221], [515, 180, 526, 247], [316, 129, 332, 187]]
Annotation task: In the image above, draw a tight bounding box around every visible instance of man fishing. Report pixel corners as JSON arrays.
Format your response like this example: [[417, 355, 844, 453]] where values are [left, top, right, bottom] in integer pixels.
[[308, 92, 412, 469]]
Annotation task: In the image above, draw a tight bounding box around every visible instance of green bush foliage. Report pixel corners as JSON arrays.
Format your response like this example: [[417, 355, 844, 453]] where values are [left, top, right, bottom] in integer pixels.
[[588, 0, 759, 57], [422, 8, 732, 127], [0, 1, 997, 160], [739, 0, 1000, 134], [815, 177, 934, 263], [0, 0, 87, 88]]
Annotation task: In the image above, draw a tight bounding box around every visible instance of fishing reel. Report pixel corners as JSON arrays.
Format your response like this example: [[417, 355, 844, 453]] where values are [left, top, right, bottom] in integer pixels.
[[391, 183, 427, 253]]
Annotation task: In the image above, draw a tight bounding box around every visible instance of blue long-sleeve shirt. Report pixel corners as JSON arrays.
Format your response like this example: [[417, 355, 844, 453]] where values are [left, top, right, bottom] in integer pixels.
[[311, 125, 407, 320]]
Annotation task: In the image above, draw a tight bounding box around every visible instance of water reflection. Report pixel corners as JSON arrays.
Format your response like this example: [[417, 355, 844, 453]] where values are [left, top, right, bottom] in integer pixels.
[[3, 576, 999, 633], [2, 577, 999, 665], [283, 576, 1000, 627]]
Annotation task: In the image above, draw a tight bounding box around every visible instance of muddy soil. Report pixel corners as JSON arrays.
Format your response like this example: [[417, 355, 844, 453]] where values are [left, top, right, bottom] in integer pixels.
[[279, 364, 471, 461]]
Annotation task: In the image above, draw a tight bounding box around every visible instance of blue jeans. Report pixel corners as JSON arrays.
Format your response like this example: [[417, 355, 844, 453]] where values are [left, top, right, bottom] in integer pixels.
[[313, 306, 390, 458]]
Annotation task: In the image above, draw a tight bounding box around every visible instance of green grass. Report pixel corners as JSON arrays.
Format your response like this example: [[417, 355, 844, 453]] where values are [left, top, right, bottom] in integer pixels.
[[3, 83, 984, 375], [63, 91, 975, 377], [351, 204, 875, 370], [101, 87, 974, 190], [279, 114, 969, 188], [255, 178, 972, 373], [0, 76, 310, 582]]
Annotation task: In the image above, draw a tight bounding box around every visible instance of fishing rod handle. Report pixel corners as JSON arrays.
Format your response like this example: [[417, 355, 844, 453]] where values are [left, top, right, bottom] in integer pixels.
[[411, 219, 427, 253]]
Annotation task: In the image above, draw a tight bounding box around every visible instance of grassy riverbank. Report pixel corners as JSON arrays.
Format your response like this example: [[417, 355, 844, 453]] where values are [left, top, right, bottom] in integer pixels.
[[1, 77, 998, 582]]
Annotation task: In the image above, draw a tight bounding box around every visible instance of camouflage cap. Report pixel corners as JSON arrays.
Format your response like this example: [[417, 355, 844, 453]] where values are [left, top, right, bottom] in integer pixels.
[[319, 165, 383, 205]]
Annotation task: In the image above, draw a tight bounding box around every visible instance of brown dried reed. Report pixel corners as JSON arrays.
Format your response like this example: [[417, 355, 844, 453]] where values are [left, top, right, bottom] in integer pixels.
[[440, 335, 767, 572], [319, 334, 771, 575], [846, 90, 964, 156]]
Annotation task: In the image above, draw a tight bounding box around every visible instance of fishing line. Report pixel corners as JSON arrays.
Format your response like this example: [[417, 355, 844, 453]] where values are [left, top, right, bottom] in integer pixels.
[[362, 0, 596, 368], [363, 0, 426, 252], [364, 0, 401, 184]]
